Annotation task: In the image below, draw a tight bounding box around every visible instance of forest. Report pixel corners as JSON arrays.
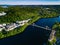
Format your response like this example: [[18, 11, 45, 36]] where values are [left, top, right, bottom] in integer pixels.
[[0, 5, 59, 39]]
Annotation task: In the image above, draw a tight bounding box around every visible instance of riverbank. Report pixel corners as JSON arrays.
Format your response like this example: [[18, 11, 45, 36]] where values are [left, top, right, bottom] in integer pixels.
[[47, 22, 60, 45], [53, 22, 60, 38], [0, 15, 40, 39], [0, 15, 59, 39], [52, 22, 60, 39], [0, 5, 60, 39]]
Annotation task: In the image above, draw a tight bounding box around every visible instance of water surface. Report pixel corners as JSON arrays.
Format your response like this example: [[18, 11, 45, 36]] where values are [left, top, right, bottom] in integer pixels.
[[0, 16, 60, 45]]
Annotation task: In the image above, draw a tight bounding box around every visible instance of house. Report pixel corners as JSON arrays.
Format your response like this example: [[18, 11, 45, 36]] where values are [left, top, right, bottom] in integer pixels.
[[45, 8, 50, 9], [0, 19, 31, 31], [5, 23, 17, 31], [0, 23, 6, 27], [16, 19, 31, 24], [18, 22, 25, 26], [5, 22, 24, 31], [2, 23, 6, 26], [16, 19, 31, 26], [0, 12, 6, 16], [0, 23, 6, 31], [23, 19, 30, 23], [0, 27, 3, 31], [0, 26, 5, 31]]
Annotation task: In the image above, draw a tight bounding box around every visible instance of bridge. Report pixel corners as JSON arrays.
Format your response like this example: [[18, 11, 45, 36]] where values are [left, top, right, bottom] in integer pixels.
[[31, 23, 56, 42], [31, 23, 52, 31]]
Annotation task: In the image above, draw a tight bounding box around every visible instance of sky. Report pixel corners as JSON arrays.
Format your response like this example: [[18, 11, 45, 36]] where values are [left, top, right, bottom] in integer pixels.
[[0, 0, 60, 5], [0, 0, 59, 1]]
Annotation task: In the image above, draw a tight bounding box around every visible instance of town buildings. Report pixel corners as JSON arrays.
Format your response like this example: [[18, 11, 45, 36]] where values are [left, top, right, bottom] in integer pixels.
[[0, 19, 31, 31]]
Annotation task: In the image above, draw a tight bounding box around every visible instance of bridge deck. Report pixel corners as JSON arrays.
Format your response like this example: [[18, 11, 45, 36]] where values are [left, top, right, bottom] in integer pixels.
[[31, 23, 51, 31], [31, 23, 56, 42]]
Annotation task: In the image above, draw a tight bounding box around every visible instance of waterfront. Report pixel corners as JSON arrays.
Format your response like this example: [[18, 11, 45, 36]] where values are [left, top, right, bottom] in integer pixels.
[[0, 16, 60, 45]]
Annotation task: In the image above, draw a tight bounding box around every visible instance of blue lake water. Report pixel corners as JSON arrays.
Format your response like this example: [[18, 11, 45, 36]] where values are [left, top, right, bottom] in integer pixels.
[[0, 16, 60, 45], [35, 16, 60, 28]]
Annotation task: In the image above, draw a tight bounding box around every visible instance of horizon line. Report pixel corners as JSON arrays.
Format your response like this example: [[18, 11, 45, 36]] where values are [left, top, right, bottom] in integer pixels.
[[0, 1, 60, 5]]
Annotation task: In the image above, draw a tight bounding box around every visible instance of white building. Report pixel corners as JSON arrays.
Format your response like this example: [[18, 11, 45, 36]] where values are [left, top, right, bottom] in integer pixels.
[[0, 19, 31, 31], [0, 23, 6, 31], [0, 27, 3, 31], [18, 23, 25, 26], [5, 23, 18, 31], [45, 8, 50, 9], [2, 23, 6, 26], [0, 23, 6, 27], [0, 12, 6, 16], [0, 26, 5, 31], [16, 19, 31, 24]]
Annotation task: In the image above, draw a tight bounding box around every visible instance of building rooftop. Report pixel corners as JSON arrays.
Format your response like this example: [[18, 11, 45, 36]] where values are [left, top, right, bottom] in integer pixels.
[[0, 12, 6, 16]]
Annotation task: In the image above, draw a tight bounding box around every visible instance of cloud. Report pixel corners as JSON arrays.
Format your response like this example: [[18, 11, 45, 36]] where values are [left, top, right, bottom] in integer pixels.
[[0, 1, 60, 5], [0, 0, 60, 1]]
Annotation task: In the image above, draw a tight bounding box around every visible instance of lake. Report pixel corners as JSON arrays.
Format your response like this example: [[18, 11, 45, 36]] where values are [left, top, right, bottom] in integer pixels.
[[0, 16, 60, 45]]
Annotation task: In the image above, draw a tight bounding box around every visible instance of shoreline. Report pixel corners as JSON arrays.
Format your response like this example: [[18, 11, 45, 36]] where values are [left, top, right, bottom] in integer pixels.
[[47, 22, 60, 45], [0, 15, 59, 39], [0, 16, 40, 39]]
